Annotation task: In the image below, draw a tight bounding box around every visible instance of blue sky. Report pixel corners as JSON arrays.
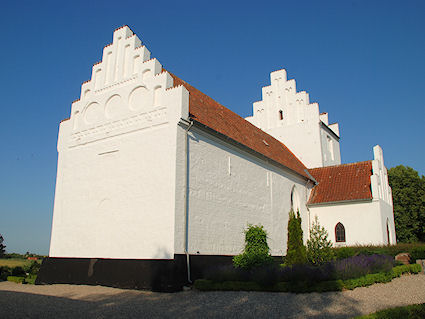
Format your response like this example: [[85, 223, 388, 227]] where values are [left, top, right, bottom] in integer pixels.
[[1, 0, 424, 254]]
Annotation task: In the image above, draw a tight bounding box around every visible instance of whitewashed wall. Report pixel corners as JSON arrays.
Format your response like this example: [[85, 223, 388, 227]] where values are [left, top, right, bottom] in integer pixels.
[[309, 145, 396, 246], [310, 199, 396, 246], [181, 127, 312, 256], [246, 69, 341, 168], [319, 125, 341, 167], [49, 27, 189, 259]]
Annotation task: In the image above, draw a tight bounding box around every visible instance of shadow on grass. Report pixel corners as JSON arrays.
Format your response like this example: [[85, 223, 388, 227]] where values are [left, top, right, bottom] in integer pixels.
[[0, 285, 363, 319]]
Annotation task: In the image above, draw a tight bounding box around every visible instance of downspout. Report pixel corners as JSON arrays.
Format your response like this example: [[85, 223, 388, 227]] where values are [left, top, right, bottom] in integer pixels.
[[303, 170, 317, 240], [182, 118, 194, 284]]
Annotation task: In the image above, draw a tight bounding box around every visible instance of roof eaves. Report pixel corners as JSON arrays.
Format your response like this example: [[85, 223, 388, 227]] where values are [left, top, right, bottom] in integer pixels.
[[307, 197, 373, 207]]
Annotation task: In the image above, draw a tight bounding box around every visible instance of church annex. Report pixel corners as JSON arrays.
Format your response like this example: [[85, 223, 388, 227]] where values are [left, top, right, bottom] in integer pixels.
[[37, 26, 396, 291]]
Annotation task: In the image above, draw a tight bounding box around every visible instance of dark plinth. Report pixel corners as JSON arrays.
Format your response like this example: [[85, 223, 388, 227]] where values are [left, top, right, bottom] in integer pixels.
[[35, 254, 238, 292], [36, 255, 188, 292], [36, 254, 280, 291]]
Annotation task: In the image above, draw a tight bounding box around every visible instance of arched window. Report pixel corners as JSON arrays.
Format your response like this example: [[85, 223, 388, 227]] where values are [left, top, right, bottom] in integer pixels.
[[335, 222, 346, 242], [279, 110, 284, 120], [386, 218, 390, 245], [290, 186, 300, 213]]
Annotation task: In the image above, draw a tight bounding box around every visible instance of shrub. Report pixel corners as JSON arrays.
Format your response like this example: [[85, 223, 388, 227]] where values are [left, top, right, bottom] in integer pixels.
[[251, 264, 279, 286], [233, 224, 273, 270], [334, 254, 394, 280], [11, 266, 26, 277], [194, 264, 420, 293], [7, 276, 25, 284], [204, 264, 250, 282], [285, 210, 307, 266], [307, 215, 335, 265], [0, 266, 12, 281], [411, 246, 425, 261], [332, 242, 425, 261], [27, 261, 41, 275]]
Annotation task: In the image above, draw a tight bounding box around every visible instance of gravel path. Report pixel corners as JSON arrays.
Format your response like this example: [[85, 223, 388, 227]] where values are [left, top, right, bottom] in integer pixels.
[[1, 274, 424, 319]]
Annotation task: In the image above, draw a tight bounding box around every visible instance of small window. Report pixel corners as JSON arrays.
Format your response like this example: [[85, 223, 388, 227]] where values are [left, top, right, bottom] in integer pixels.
[[335, 222, 346, 242], [279, 110, 283, 120]]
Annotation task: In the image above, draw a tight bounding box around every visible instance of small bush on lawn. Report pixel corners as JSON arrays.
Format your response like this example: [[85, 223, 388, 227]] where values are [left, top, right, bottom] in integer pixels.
[[233, 224, 273, 269], [307, 216, 335, 266]]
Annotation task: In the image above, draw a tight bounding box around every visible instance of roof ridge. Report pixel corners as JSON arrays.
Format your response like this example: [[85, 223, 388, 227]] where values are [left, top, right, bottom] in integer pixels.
[[167, 70, 310, 180], [309, 160, 372, 171]]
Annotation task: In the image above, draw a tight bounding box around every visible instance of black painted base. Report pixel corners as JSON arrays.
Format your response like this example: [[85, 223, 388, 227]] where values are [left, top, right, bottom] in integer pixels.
[[36, 254, 236, 292]]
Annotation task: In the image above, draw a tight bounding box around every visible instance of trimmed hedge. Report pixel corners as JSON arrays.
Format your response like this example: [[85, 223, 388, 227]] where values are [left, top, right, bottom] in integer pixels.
[[6, 274, 37, 284], [7, 276, 25, 284], [355, 303, 425, 319], [194, 264, 421, 293], [333, 243, 425, 261]]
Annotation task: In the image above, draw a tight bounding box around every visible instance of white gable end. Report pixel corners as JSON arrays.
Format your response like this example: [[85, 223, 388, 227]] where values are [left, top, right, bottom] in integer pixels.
[[246, 69, 341, 168]]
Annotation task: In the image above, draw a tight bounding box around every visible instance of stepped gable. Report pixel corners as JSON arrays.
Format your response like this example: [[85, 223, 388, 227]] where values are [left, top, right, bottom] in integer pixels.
[[308, 161, 373, 205], [168, 72, 310, 180]]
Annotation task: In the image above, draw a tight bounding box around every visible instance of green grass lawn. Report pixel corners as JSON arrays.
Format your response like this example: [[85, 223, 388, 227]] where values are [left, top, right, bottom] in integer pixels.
[[0, 258, 39, 268], [355, 303, 425, 318]]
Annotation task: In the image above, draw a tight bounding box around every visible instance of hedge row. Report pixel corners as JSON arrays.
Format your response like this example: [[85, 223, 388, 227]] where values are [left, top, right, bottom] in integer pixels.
[[6, 275, 36, 284], [332, 243, 425, 261], [194, 264, 422, 293], [355, 303, 425, 319]]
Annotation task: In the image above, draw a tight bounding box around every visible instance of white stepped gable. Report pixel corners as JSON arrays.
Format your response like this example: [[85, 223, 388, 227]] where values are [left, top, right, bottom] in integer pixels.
[[68, 26, 181, 147], [371, 145, 393, 205], [246, 69, 341, 168], [246, 69, 339, 134]]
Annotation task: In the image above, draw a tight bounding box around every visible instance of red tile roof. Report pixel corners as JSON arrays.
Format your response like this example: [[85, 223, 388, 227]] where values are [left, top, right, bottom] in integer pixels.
[[168, 72, 310, 180], [308, 161, 373, 205]]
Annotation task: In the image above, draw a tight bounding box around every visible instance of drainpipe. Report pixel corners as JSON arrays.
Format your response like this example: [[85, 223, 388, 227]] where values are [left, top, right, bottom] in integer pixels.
[[181, 118, 194, 283]]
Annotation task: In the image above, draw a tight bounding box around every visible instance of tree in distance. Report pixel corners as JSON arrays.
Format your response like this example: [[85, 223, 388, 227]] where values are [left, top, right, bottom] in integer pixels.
[[388, 165, 425, 243]]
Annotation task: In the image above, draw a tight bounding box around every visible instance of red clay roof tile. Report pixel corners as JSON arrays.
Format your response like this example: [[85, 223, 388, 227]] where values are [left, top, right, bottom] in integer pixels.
[[168, 72, 310, 180], [308, 161, 373, 204]]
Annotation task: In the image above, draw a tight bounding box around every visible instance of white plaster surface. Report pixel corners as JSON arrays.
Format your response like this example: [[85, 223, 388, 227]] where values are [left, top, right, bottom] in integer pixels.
[[246, 69, 341, 168], [309, 200, 394, 246], [50, 26, 189, 259], [183, 127, 311, 256]]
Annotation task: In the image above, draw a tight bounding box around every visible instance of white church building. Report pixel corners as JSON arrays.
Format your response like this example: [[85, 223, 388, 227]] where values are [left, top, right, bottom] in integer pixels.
[[37, 26, 396, 291]]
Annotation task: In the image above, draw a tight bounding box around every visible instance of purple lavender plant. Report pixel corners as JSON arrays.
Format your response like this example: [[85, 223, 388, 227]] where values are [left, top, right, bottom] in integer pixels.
[[333, 254, 394, 280]]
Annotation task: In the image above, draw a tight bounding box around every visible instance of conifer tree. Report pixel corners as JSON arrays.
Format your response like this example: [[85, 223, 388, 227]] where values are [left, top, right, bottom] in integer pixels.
[[0, 234, 6, 257], [307, 215, 334, 265], [285, 210, 307, 266]]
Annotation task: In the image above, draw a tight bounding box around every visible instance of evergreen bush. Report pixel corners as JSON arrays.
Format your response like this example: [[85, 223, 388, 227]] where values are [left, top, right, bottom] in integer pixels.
[[285, 210, 307, 266], [307, 215, 335, 265], [233, 224, 273, 269]]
